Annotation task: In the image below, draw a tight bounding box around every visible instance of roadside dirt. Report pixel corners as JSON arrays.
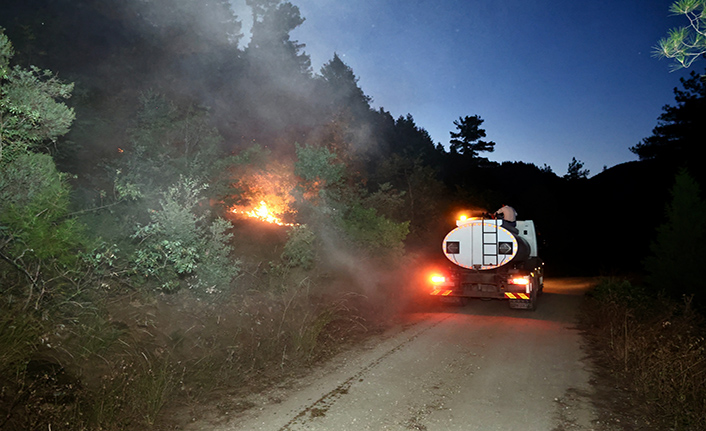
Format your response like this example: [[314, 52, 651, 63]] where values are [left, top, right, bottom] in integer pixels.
[[168, 277, 660, 431]]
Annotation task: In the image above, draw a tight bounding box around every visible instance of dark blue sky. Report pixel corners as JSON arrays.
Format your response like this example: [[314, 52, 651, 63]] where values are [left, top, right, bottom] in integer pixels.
[[263, 0, 695, 176]]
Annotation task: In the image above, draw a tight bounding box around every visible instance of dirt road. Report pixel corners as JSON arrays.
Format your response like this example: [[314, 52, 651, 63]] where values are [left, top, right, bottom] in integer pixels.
[[206, 278, 599, 431]]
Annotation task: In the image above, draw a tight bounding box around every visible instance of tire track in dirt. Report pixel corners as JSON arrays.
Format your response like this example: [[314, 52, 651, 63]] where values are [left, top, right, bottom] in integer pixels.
[[278, 313, 451, 431]]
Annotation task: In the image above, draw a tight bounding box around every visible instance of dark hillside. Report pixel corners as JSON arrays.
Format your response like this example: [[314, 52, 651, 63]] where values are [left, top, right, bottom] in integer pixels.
[[569, 159, 681, 275], [444, 159, 688, 277], [416, 158, 682, 277]]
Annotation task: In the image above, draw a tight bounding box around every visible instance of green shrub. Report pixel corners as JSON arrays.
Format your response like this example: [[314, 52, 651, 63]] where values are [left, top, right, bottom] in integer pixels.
[[0, 153, 85, 267], [294, 143, 344, 186], [0, 153, 88, 308], [0, 30, 74, 165], [341, 204, 409, 259], [130, 177, 240, 294], [586, 277, 650, 310], [281, 224, 316, 269]]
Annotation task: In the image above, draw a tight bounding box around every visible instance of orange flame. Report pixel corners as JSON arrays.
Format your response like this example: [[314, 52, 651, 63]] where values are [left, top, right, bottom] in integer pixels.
[[231, 201, 297, 226]]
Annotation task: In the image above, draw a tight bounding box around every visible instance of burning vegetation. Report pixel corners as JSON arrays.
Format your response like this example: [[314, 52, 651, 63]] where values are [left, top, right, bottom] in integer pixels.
[[224, 155, 300, 226], [231, 200, 298, 226]]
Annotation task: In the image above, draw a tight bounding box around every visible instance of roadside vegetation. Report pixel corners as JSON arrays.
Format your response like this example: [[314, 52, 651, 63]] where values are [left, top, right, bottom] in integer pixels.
[[0, 20, 423, 429], [582, 278, 706, 431], [581, 169, 706, 431]]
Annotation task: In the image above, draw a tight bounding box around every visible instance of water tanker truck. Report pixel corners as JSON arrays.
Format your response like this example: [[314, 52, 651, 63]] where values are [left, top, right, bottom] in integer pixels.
[[430, 214, 544, 310]]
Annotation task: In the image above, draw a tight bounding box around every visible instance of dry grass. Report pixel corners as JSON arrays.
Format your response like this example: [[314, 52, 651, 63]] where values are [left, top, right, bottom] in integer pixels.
[[581, 278, 706, 431], [0, 260, 388, 430]]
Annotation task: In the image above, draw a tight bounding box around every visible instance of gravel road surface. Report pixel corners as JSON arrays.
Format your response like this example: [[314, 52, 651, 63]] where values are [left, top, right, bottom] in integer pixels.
[[199, 278, 599, 431]]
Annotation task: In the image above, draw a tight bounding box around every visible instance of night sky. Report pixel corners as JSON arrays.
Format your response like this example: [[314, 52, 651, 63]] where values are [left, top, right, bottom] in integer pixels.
[[2, 0, 695, 176], [261, 0, 696, 176]]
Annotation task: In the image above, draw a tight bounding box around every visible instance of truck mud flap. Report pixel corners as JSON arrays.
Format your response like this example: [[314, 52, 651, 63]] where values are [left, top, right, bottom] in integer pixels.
[[508, 299, 533, 309]]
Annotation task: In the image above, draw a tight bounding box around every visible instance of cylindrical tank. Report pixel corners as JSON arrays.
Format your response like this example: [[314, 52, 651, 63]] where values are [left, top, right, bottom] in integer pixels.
[[442, 219, 530, 270]]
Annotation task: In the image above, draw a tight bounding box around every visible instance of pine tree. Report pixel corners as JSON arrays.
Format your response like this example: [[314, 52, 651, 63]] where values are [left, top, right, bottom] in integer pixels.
[[644, 168, 706, 306], [0, 29, 74, 165], [0, 29, 82, 308], [449, 115, 495, 159]]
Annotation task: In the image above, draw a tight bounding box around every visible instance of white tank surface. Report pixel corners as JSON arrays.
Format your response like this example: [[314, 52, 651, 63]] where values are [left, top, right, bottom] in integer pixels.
[[442, 218, 536, 270]]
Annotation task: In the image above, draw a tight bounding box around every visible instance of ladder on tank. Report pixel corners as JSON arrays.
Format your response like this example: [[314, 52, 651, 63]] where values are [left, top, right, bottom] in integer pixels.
[[481, 219, 499, 267]]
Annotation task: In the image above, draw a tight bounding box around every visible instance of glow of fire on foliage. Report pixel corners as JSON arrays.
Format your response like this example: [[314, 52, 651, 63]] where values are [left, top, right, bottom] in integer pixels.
[[231, 201, 298, 226]]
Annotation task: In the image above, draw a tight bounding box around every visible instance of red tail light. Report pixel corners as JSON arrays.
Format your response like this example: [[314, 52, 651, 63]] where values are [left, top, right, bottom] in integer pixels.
[[430, 274, 446, 284], [509, 276, 530, 285]]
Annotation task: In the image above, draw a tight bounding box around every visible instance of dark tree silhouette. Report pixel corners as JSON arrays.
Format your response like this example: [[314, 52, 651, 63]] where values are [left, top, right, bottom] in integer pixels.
[[644, 168, 706, 307], [319, 53, 371, 111], [449, 115, 495, 158], [246, 0, 311, 75], [631, 69, 705, 164], [391, 114, 438, 160], [564, 157, 590, 180]]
